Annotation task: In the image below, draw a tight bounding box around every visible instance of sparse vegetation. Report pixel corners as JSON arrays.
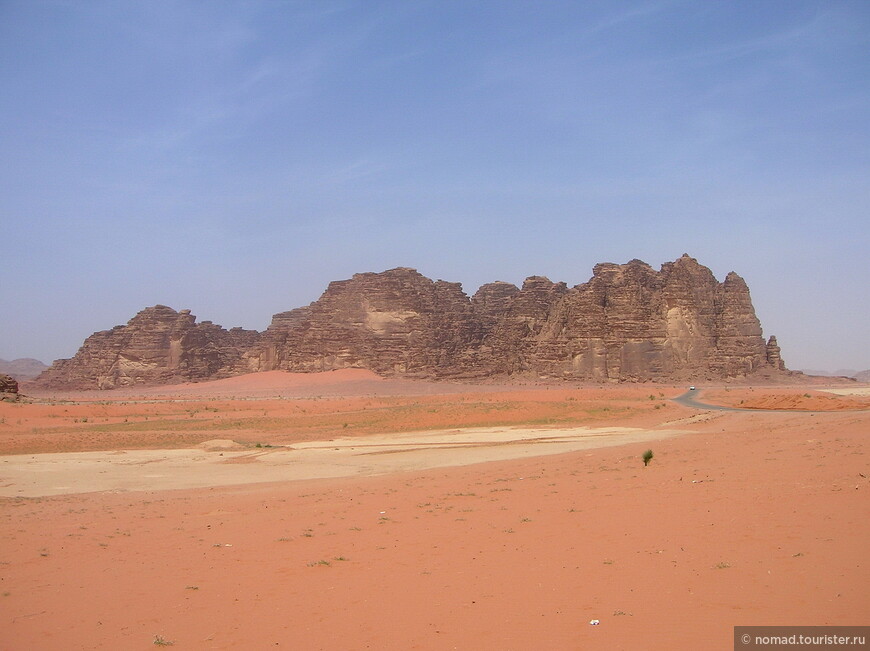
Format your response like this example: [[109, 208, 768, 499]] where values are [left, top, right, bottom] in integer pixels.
[[153, 635, 174, 646], [642, 449, 654, 466]]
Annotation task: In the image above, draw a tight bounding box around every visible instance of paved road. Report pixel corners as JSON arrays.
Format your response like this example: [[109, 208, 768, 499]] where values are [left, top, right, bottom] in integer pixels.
[[672, 388, 869, 413], [672, 388, 740, 411]]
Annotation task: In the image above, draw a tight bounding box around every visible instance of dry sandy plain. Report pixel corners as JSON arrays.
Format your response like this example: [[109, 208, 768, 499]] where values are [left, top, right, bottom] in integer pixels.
[[1, 370, 868, 650]]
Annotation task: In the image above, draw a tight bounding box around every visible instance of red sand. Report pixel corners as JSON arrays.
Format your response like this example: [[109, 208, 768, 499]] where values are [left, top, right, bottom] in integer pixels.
[[1, 373, 868, 650], [704, 387, 870, 411]]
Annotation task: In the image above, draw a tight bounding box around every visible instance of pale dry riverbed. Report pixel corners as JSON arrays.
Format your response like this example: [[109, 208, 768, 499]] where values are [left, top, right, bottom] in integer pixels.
[[0, 424, 687, 497]]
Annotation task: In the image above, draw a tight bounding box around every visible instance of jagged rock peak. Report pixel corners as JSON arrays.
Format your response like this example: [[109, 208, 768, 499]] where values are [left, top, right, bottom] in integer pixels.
[[766, 335, 785, 370]]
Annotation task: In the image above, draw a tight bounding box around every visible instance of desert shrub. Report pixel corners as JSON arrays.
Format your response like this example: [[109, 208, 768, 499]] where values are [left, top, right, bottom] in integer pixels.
[[642, 449, 654, 466]]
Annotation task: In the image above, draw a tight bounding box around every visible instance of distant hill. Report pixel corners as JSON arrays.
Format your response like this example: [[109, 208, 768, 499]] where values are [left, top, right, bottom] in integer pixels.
[[800, 369, 868, 380], [0, 358, 48, 381]]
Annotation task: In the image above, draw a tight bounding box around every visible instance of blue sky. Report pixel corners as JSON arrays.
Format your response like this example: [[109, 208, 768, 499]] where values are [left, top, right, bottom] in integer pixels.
[[1, 0, 868, 372]]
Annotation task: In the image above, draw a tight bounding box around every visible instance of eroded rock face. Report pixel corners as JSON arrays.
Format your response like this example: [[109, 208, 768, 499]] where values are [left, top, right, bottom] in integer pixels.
[[521, 255, 770, 381], [249, 268, 483, 377], [0, 373, 19, 399], [766, 336, 785, 371], [36, 306, 259, 389], [35, 256, 788, 388]]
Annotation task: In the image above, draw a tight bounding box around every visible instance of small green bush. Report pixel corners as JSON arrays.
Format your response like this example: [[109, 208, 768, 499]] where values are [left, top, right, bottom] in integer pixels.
[[642, 449, 654, 467]]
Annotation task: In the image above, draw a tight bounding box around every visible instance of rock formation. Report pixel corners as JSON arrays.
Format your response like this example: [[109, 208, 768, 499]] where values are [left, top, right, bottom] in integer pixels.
[[35, 255, 790, 389], [36, 306, 259, 389], [249, 268, 482, 377], [0, 373, 19, 399], [765, 336, 786, 371], [475, 256, 770, 381]]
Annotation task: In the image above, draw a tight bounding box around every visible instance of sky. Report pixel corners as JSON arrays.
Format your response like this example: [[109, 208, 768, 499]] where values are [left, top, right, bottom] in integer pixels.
[[1, 0, 868, 373]]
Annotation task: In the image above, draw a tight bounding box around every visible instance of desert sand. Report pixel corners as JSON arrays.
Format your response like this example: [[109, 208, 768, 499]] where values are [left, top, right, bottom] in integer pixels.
[[1, 371, 868, 650]]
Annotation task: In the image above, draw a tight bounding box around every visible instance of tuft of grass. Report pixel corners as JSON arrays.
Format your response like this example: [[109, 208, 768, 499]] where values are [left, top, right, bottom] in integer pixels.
[[714, 561, 731, 569], [153, 635, 174, 646], [307, 559, 331, 567], [642, 449, 654, 466]]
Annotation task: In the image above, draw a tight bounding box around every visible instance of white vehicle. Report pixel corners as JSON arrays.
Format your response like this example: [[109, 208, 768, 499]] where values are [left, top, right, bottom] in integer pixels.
[[689, 386, 696, 391]]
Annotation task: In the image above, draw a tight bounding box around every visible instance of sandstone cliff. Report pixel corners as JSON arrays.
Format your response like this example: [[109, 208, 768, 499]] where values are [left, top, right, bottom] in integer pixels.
[[249, 268, 482, 377], [475, 255, 773, 381], [0, 373, 19, 400], [35, 255, 788, 389], [36, 306, 259, 389]]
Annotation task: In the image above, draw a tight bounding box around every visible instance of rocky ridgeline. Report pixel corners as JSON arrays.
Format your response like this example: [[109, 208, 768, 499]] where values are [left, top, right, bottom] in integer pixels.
[[35, 255, 790, 389]]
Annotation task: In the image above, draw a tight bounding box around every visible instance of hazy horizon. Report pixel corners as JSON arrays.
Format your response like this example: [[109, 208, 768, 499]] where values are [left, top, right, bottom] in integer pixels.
[[2, 1, 868, 372]]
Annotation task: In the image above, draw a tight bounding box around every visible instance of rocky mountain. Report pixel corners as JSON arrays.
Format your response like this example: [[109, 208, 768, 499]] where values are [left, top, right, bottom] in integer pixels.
[[34, 255, 791, 389], [250, 268, 482, 377], [35, 306, 259, 389], [0, 358, 48, 381]]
